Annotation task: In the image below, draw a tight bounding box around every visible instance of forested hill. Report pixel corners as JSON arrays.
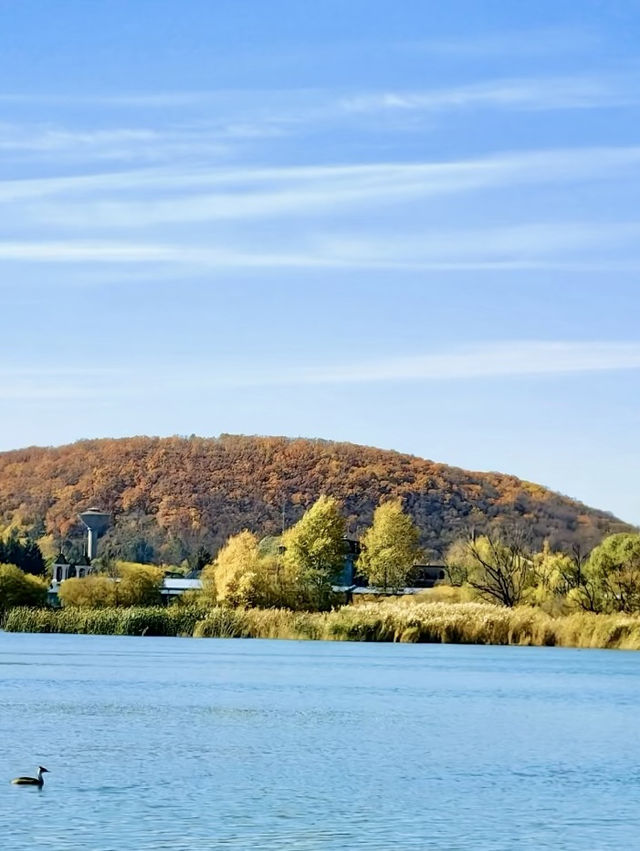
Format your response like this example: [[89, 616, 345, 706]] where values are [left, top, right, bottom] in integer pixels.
[[0, 435, 630, 563]]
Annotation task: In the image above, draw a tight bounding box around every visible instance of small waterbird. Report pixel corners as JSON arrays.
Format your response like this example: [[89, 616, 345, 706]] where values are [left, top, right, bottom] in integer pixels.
[[11, 766, 49, 787]]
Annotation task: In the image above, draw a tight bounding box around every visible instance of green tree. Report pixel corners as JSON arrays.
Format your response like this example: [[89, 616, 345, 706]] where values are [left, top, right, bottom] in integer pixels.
[[282, 495, 346, 609], [0, 532, 46, 576], [0, 564, 48, 615], [578, 533, 640, 614], [0, 530, 22, 568], [190, 545, 212, 573], [357, 500, 421, 592], [21, 540, 47, 576]]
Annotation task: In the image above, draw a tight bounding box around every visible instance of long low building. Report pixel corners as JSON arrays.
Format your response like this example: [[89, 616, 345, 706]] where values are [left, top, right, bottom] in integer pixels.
[[161, 577, 203, 601]]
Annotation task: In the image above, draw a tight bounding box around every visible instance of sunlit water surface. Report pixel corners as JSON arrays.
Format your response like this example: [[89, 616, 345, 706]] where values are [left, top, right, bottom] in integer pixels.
[[1, 633, 640, 850]]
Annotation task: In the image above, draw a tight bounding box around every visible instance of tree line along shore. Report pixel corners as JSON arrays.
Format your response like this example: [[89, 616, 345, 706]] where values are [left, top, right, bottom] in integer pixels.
[[1, 495, 640, 650]]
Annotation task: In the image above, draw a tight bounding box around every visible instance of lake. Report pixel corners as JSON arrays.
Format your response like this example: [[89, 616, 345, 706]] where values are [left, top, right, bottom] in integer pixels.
[[1, 634, 639, 850]]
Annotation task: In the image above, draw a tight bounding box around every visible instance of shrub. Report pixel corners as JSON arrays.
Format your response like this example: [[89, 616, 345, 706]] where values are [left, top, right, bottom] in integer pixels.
[[59, 574, 116, 608], [0, 564, 48, 616], [58, 564, 163, 608]]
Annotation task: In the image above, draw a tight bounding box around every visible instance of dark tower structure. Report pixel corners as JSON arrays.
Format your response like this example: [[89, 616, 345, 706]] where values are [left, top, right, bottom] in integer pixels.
[[78, 508, 110, 561]]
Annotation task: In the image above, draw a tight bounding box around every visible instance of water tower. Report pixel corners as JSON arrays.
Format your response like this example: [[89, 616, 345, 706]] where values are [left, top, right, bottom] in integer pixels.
[[78, 508, 110, 561]]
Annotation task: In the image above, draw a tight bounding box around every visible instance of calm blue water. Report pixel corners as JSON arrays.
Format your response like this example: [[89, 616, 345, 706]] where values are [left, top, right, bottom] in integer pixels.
[[1, 634, 640, 850]]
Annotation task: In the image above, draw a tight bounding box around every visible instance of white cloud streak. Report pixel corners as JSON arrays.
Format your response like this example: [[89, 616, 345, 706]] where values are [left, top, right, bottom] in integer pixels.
[[5, 342, 640, 401], [1, 220, 638, 271], [0, 122, 234, 163], [0, 241, 338, 267], [292, 342, 640, 385], [0, 70, 635, 112], [340, 74, 640, 114], [3, 145, 640, 228], [165, 342, 640, 389], [0, 71, 636, 167]]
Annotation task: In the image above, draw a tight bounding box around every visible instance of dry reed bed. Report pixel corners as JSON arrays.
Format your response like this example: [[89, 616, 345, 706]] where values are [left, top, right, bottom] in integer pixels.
[[5, 600, 640, 649]]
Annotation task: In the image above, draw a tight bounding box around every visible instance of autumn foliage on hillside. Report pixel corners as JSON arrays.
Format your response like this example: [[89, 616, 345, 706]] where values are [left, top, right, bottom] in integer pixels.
[[0, 435, 629, 563]]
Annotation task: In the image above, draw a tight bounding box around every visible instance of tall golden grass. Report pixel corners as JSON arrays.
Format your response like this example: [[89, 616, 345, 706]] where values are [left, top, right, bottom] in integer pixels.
[[6, 599, 640, 649], [322, 600, 640, 649]]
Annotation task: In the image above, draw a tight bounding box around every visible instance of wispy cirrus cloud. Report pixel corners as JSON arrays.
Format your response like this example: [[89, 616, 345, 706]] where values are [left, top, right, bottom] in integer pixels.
[[6, 341, 640, 401], [169, 341, 640, 389], [0, 240, 348, 269], [290, 342, 640, 385], [316, 221, 640, 266], [0, 122, 243, 163], [4, 145, 640, 227], [1, 220, 639, 272], [340, 74, 640, 114], [0, 70, 637, 166], [0, 64, 630, 115], [0, 125, 162, 152]]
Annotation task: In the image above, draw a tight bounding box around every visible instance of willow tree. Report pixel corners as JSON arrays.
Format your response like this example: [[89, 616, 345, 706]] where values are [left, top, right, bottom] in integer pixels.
[[357, 500, 421, 593], [282, 495, 346, 609]]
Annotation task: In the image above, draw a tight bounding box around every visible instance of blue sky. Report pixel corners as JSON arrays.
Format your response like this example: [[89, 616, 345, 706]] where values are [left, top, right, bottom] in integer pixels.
[[1, 0, 639, 524]]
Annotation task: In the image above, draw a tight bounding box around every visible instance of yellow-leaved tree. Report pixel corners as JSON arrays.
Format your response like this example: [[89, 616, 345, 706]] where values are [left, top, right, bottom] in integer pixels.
[[357, 500, 421, 593], [115, 564, 164, 606], [282, 495, 346, 609], [525, 542, 583, 612], [204, 531, 268, 608]]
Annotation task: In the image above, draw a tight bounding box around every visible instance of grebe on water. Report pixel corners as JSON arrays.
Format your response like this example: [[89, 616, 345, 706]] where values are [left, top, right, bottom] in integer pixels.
[[11, 766, 49, 787]]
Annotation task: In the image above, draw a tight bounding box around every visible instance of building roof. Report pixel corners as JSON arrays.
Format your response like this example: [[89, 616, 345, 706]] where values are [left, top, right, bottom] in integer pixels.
[[162, 578, 202, 591]]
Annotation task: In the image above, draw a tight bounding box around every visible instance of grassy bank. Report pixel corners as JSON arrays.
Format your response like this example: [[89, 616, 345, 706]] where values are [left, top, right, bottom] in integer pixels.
[[5, 599, 640, 649]]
